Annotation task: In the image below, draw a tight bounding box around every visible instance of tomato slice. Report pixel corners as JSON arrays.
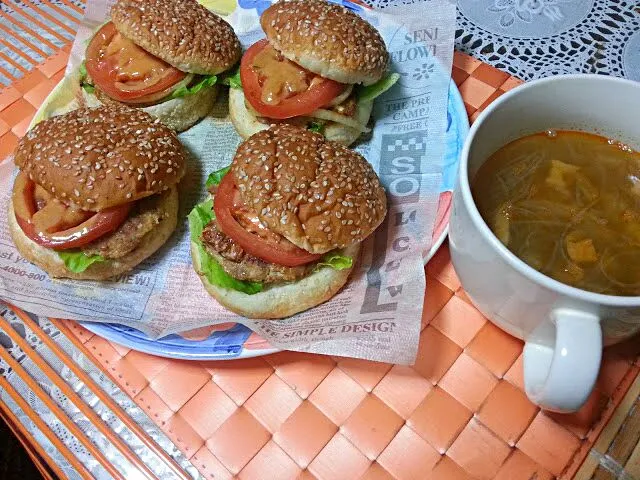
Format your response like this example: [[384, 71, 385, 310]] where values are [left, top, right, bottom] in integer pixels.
[[31, 190, 93, 234], [12, 173, 131, 251], [12, 172, 37, 221], [240, 39, 346, 119], [214, 174, 321, 267], [85, 22, 186, 103]]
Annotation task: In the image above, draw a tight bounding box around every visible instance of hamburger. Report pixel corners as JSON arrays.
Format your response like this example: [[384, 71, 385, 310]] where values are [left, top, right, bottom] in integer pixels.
[[189, 124, 387, 318], [78, 0, 241, 132], [8, 106, 186, 280], [229, 0, 399, 146]]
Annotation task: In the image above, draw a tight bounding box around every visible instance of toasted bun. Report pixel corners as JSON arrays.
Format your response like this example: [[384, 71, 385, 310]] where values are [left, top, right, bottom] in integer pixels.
[[261, 0, 388, 85], [228, 88, 372, 146], [80, 83, 218, 132], [8, 187, 179, 281], [110, 0, 241, 75], [231, 124, 387, 254], [192, 241, 358, 318], [228, 87, 270, 139], [15, 106, 186, 212]]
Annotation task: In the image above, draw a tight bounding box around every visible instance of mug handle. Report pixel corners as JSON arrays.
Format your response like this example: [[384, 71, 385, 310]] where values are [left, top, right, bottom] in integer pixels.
[[523, 309, 602, 413]]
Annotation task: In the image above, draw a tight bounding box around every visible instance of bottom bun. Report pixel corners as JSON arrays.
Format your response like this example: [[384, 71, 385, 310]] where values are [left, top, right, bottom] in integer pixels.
[[191, 242, 360, 319], [228, 88, 372, 147], [79, 84, 218, 132], [8, 187, 179, 281]]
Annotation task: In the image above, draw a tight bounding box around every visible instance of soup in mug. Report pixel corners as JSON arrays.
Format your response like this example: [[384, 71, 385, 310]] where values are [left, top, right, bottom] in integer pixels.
[[472, 130, 640, 296]]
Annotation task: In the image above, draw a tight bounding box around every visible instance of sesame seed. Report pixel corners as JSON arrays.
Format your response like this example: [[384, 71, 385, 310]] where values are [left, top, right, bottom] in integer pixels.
[[13, 105, 185, 211], [263, 0, 388, 84]]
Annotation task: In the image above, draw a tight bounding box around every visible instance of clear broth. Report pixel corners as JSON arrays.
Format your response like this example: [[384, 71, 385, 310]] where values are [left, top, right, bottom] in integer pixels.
[[472, 130, 640, 296]]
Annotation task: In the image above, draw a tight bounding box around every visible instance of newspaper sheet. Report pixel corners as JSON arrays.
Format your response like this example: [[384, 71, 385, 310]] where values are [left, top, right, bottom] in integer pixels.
[[0, 0, 456, 364]]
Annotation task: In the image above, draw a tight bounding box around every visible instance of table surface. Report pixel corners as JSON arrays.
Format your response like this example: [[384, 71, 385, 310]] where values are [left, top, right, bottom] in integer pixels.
[[0, 1, 639, 479]]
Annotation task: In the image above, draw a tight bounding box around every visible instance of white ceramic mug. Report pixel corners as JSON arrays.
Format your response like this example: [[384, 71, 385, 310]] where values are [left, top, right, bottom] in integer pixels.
[[449, 74, 640, 413]]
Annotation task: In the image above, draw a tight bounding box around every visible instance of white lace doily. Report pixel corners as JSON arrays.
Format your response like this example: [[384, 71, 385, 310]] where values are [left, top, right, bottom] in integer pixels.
[[1, 1, 637, 85], [371, 0, 640, 81]]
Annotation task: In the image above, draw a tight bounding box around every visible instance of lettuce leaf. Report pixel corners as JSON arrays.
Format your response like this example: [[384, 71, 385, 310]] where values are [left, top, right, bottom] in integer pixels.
[[78, 62, 95, 93], [357, 73, 401, 103], [222, 70, 242, 89], [170, 74, 217, 99], [307, 121, 324, 134], [206, 166, 231, 188], [315, 252, 353, 271], [188, 198, 215, 243], [58, 251, 106, 273], [188, 196, 263, 295]]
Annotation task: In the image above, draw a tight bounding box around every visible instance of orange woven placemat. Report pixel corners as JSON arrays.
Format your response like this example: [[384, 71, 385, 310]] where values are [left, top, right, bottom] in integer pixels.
[[56, 248, 639, 480], [1, 45, 640, 480]]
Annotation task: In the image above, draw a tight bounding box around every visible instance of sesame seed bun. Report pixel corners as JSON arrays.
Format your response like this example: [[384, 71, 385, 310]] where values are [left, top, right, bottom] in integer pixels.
[[191, 240, 359, 319], [8, 186, 179, 281], [231, 124, 387, 254], [228, 87, 373, 146], [14, 106, 186, 212], [261, 0, 389, 86], [111, 0, 241, 75], [79, 82, 219, 132]]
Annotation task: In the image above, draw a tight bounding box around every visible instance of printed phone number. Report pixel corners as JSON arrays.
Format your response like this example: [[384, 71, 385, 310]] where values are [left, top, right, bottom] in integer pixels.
[[1, 265, 46, 281]]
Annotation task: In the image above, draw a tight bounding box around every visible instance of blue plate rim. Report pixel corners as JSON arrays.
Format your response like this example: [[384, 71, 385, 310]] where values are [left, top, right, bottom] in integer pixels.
[[82, 321, 280, 360]]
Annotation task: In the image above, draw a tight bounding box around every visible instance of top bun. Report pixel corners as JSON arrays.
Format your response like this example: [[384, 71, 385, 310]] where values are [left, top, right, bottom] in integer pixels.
[[111, 0, 241, 75], [15, 106, 186, 212], [261, 0, 389, 86], [231, 124, 387, 254]]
